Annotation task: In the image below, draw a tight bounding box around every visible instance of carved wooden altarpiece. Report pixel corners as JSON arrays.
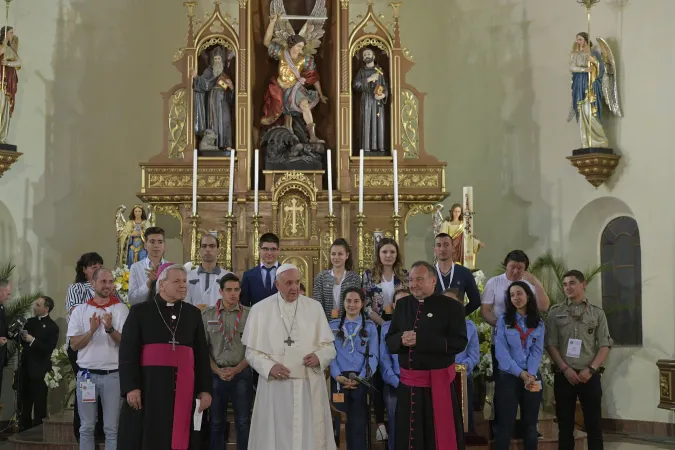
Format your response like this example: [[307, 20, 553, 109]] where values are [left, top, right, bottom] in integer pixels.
[[136, 0, 447, 296]]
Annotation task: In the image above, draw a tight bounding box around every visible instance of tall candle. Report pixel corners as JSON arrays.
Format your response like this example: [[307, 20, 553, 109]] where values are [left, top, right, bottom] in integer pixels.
[[192, 149, 198, 215], [254, 149, 259, 214], [327, 149, 333, 214], [462, 186, 474, 268], [358, 149, 364, 214], [228, 150, 236, 215], [393, 150, 399, 214]]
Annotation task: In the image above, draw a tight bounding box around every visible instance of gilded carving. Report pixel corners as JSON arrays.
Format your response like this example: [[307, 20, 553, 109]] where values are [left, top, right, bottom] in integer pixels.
[[363, 231, 374, 267], [661, 373, 671, 399], [404, 203, 434, 235], [273, 172, 318, 203], [352, 37, 390, 57], [153, 204, 184, 239], [239, 49, 247, 92], [168, 88, 188, 159], [311, 220, 318, 241], [320, 230, 331, 270], [148, 173, 229, 189], [173, 47, 185, 62], [402, 48, 414, 61], [198, 37, 235, 56], [340, 0, 349, 9], [210, 20, 225, 33], [352, 169, 441, 189], [341, 49, 349, 93], [193, 230, 226, 266], [401, 89, 420, 158], [281, 195, 308, 239], [238, 0, 248, 7]]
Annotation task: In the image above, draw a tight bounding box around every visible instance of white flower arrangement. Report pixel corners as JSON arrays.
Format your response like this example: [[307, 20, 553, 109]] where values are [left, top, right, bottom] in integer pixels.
[[44, 344, 73, 389]]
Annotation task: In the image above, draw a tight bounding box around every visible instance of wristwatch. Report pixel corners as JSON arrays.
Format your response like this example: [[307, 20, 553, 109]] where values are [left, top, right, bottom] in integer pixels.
[[105, 326, 115, 334], [588, 365, 597, 375]]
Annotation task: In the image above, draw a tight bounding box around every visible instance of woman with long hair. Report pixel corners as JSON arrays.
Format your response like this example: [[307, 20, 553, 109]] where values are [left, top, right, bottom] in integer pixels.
[[439, 203, 484, 264], [329, 287, 379, 450], [494, 281, 545, 450], [313, 238, 362, 320]]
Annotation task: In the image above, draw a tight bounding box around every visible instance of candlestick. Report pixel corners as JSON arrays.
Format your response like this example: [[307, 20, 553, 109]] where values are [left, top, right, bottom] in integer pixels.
[[393, 149, 399, 214], [327, 149, 333, 214], [224, 213, 235, 271], [189, 214, 200, 264], [356, 213, 365, 275], [251, 213, 262, 265], [254, 149, 259, 214], [325, 213, 337, 247], [192, 149, 198, 214], [358, 149, 364, 214], [228, 150, 236, 214], [391, 213, 401, 245], [462, 186, 475, 270]]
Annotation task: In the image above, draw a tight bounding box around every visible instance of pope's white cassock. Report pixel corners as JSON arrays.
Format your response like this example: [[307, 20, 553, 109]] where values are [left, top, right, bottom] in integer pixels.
[[243, 278, 337, 450]]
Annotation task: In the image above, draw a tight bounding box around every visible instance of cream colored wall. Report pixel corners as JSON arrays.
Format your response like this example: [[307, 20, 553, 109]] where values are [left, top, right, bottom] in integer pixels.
[[0, 0, 671, 424]]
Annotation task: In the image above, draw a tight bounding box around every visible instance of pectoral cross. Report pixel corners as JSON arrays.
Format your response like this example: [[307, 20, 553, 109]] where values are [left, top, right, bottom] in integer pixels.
[[169, 338, 179, 350], [283, 199, 304, 235], [284, 336, 295, 346]]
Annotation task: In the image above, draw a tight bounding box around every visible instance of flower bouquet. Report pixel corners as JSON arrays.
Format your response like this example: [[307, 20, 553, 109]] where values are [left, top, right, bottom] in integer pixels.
[[112, 265, 131, 307], [44, 344, 76, 406]]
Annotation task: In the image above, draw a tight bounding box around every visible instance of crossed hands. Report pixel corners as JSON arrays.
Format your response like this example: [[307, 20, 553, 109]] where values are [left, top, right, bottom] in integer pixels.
[[215, 366, 240, 382], [401, 331, 416, 347], [335, 375, 358, 390], [564, 367, 592, 385], [269, 353, 320, 380], [519, 371, 539, 392]]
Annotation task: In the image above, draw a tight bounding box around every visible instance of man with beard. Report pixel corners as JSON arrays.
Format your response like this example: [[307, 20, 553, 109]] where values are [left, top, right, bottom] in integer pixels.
[[192, 46, 235, 151], [352, 47, 389, 152], [186, 234, 231, 310], [67, 268, 129, 450], [243, 264, 337, 450], [433, 233, 481, 315], [385, 261, 467, 450], [117, 263, 212, 450]]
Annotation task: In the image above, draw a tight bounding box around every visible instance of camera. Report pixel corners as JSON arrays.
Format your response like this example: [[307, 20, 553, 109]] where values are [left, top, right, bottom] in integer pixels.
[[7, 316, 27, 339]]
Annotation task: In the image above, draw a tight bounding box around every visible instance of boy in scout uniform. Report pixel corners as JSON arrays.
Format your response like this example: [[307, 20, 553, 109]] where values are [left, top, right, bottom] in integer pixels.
[[545, 270, 612, 450], [202, 273, 252, 450]]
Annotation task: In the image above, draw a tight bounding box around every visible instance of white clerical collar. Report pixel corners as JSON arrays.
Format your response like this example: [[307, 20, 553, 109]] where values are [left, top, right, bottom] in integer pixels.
[[39, 314, 49, 320]]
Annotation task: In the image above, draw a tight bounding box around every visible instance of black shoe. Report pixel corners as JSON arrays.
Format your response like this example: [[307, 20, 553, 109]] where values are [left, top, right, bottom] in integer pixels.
[[538, 431, 544, 440]]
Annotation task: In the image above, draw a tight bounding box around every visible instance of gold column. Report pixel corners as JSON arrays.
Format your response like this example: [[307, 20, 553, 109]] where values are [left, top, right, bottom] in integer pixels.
[[189, 214, 200, 264], [224, 214, 235, 271], [356, 214, 365, 276], [251, 213, 261, 266]]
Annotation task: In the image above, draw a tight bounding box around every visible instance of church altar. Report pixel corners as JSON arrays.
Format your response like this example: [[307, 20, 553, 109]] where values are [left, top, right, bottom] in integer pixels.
[[134, 0, 448, 295]]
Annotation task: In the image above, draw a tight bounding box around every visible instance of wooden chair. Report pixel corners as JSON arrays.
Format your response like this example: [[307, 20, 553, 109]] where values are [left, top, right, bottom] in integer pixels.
[[325, 369, 347, 448], [454, 363, 469, 433]]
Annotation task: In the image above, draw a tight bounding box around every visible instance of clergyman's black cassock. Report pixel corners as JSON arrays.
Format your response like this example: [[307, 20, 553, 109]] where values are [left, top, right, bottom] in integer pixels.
[[117, 296, 211, 450], [385, 293, 467, 450]]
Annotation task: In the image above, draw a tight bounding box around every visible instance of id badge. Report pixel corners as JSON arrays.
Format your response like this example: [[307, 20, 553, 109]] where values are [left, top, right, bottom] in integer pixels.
[[81, 380, 96, 403], [333, 393, 345, 403], [566, 338, 582, 359], [331, 309, 339, 319]]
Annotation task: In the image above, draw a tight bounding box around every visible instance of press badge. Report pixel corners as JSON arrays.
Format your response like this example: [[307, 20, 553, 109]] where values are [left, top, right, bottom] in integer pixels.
[[80, 380, 96, 403], [333, 383, 344, 403], [566, 338, 582, 359]]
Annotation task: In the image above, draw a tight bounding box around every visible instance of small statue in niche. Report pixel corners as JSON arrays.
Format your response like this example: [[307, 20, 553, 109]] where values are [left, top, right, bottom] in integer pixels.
[[0, 26, 21, 145], [198, 129, 219, 151], [192, 46, 235, 152], [353, 47, 389, 153]]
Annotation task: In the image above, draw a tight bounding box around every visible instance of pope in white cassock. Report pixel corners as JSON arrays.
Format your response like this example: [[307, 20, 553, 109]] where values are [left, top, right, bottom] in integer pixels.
[[243, 263, 337, 450]]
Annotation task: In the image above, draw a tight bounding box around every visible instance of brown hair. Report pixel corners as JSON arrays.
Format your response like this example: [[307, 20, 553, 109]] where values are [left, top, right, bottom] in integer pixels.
[[371, 238, 406, 285]]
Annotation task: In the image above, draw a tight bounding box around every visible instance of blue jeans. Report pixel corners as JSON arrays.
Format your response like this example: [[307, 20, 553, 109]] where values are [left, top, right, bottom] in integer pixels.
[[331, 375, 368, 450], [76, 371, 121, 450], [494, 371, 542, 450], [383, 384, 397, 450], [210, 368, 253, 450]]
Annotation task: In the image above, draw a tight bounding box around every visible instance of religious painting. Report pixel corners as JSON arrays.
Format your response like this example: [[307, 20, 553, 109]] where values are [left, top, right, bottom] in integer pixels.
[[373, 230, 384, 256], [351, 45, 391, 157], [192, 42, 236, 155]]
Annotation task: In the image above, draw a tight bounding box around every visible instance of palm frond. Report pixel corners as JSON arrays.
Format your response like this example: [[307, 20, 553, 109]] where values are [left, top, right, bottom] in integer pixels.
[[0, 262, 15, 282], [5, 292, 43, 360]]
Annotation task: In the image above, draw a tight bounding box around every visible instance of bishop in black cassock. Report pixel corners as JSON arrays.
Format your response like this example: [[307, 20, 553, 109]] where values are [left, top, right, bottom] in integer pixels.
[[386, 262, 467, 450], [117, 264, 212, 450]]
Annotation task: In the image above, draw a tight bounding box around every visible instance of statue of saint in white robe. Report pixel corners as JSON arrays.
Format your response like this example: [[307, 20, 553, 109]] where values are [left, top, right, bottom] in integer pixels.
[[243, 293, 337, 450]]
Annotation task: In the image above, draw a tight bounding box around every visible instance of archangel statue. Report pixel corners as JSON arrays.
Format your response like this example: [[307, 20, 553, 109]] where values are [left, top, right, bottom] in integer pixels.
[[353, 47, 389, 153], [192, 46, 235, 152], [115, 205, 155, 268], [0, 26, 21, 144], [261, 0, 328, 144], [568, 32, 622, 150]]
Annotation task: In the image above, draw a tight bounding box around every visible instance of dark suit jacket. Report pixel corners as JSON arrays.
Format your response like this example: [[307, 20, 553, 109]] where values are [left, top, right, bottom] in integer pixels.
[[20, 316, 59, 379], [240, 265, 278, 307], [0, 304, 7, 368], [435, 263, 481, 316]]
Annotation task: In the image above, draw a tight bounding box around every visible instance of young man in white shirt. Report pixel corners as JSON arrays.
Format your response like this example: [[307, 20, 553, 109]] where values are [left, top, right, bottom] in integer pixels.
[[68, 268, 129, 450], [128, 227, 166, 305], [187, 234, 231, 310]]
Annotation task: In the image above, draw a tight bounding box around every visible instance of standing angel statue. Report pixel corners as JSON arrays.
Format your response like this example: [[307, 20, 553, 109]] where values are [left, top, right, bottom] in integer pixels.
[[0, 26, 21, 144], [261, 0, 329, 143], [115, 205, 155, 268], [568, 32, 622, 149]]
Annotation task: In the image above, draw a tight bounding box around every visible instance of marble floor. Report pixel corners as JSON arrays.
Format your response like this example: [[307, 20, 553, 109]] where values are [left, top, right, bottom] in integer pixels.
[[606, 435, 675, 449]]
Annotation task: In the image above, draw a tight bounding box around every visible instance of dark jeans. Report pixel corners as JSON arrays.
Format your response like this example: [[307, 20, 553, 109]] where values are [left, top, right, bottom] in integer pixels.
[[67, 345, 104, 440], [331, 375, 368, 450], [554, 372, 603, 450], [210, 368, 253, 450], [494, 371, 542, 450], [491, 344, 500, 434]]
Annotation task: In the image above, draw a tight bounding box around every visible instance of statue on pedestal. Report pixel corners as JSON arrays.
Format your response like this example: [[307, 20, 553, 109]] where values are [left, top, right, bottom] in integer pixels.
[[567, 32, 622, 151], [353, 47, 389, 153], [260, 1, 328, 170], [192, 46, 235, 153], [115, 205, 155, 268], [0, 26, 21, 145]]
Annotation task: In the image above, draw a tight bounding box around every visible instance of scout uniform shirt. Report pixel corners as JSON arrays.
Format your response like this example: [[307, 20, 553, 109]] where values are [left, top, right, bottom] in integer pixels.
[[545, 298, 612, 370], [202, 301, 250, 367]]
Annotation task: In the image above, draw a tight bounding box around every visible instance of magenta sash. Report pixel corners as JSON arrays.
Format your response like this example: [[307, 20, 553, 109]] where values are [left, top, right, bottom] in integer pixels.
[[400, 365, 458, 450], [141, 343, 195, 450]]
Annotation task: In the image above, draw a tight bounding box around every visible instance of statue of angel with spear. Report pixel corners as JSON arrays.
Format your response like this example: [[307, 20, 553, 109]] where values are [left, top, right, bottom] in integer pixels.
[[261, 0, 329, 143]]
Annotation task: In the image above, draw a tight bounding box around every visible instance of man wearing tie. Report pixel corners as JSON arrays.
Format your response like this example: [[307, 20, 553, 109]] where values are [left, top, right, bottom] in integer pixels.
[[19, 296, 60, 430], [187, 234, 231, 310], [240, 233, 280, 307]]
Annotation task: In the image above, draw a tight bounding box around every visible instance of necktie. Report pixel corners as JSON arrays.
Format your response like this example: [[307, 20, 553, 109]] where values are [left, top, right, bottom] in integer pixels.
[[262, 266, 272, 290]]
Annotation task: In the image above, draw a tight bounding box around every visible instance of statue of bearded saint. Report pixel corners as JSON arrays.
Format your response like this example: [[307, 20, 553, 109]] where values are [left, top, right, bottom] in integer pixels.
[[192, 46, 235, 151], [0, 26, 21, 144], [261, 13, 329, 143], [353, 48, 389, 152]]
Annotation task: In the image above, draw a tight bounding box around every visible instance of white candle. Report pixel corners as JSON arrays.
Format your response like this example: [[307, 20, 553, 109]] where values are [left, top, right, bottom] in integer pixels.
[[393, 150, 399, 214], [358, 149, 364, 214], [327, 149, 333, 214], [463, 186, 474, 213], [228, 150, 236, 215], [462, 186, 474, 268], [192, 149, 198, 215], [254, 149, 259, 214]]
